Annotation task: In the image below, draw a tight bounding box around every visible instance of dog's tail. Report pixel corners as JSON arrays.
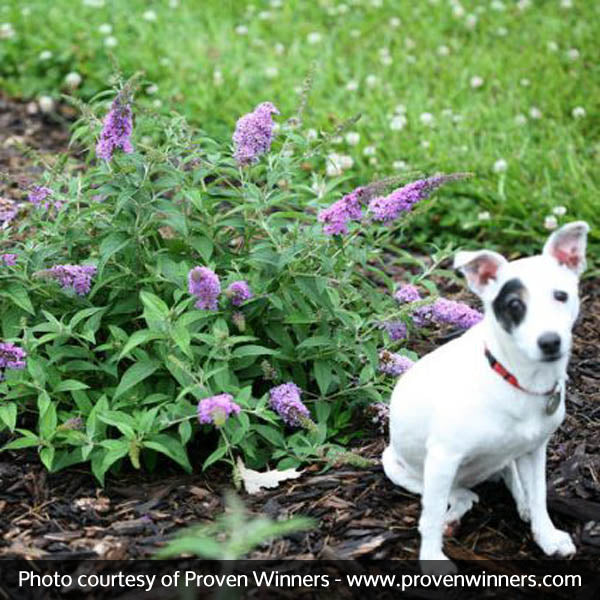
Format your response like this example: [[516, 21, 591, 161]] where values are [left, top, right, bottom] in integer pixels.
[[382, 446, 423, 494]]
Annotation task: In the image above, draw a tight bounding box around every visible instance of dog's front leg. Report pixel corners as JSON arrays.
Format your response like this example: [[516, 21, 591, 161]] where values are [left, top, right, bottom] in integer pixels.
[[517, 441, 576, 557], [419, 444, 462, 572]]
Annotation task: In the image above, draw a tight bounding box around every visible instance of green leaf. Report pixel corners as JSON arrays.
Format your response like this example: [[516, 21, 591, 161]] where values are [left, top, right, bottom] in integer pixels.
[[98, 411, 137, 438], [39, 402, 57, 440], [93, 440, 130, 485], [0, 403, 17, 431], [232, 345, 279, 358], [143, 433, 192, 472], [202, 443, 227, 470], [313, 359, 332, 396], [1, 435, 40, 450], [114, 360, 160, 399], [171, 321, 192, 358], [118, 329, 164, 360], [40, 446, 55, 471], [54, 379, 90, 393], [0, 283, 35, 315]]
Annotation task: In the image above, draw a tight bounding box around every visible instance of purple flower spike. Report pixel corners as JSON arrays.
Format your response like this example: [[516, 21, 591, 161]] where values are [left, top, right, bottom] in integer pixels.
[[0, 198, 18, 225], [394, 284, 421, 304], [378, 350, 414, 376], [96, 94, 134, 162], [43, 264, 96, 296], [0, 254, 17, 266], [318, 186, 365, 235], [0, 342, 27, 381], [233, 101, 279, 166], [197, 394, 241, 426], [368, 173, 468, 223], [188, 267, 221, 310], [226, 280, 253, 306], [269, 382, 312, 428], [412, 298, 483, 329], [383, 321, 408, 341]]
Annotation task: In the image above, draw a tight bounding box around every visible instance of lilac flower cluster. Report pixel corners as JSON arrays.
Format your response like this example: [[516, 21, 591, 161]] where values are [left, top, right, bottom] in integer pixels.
[[383, 321, 408, 341], [317, 187, 364, 235], [226, 280, 253, 306], [0, 342, 27, 381], [44, 265, 97, 296], [368, 173, 468, 223], [0, 254, 17, 266], [413, 298, 483, 329], [188, 266, 221, 310], [60, 416, 84, 431], [269, 382, 312, 427], [394, 284, 422, 304], [378, 350, 414, 376], [197, 394, 241, 426], [96, 95, 134, 161], [28, 186, 55, 210], [0, 198, 18, 225], [233, 102, 279, 166]]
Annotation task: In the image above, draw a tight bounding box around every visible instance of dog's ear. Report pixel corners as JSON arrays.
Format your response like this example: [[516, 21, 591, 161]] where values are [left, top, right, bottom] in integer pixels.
[[453, 250, 508, 297], [543, 221, 589, 276]]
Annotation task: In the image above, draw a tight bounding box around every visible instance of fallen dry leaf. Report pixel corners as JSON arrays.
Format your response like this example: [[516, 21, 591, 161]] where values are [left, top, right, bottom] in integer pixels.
[[236, 457, 302, 494]]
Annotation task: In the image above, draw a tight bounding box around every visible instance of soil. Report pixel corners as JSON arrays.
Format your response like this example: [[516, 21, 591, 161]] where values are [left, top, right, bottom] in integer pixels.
[[0, 96, 599, 567]]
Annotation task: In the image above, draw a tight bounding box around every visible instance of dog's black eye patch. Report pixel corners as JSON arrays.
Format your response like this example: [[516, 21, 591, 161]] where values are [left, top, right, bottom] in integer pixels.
[[554, 290, 568, 303], [493, 278, 526, 332]]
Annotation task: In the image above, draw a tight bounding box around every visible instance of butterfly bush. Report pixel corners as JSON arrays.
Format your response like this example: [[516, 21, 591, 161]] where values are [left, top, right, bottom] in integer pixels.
[[394, 284, 422, 304], [226, 280, 253, 306], [318, 186, 365, 235], [0, 342, 26, 381], [378, 350, 414, 376], [96, 94, 134, 161], [188, 267, 221, 310], [43, 265, 97, 296], [197, 394, 241, 426], [269, 382, 312, 427], [28, 186, 60, 211], [0, 254, 17, 266], [0, 198, 18, 225], [233, 101, 279, 166], [413, 298, 483, 329], [383, 321, 408, 341]]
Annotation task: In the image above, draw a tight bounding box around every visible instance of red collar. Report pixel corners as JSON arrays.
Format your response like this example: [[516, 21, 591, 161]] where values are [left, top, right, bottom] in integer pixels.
[[484, 346, 559, 397]]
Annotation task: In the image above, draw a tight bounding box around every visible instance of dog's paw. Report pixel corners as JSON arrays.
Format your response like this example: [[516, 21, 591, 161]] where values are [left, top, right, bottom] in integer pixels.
[[517, 503, 531, 523], [420, 554, 457, 575], [535, 528, 576, 557]]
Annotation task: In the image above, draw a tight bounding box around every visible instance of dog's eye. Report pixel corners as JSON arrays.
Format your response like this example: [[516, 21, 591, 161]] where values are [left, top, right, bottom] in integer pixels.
[[554, 290, 568, 303]]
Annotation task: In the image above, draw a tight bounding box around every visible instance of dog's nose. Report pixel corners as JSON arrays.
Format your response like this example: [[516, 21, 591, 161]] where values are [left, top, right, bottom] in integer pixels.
[[537, 332, 561, 356]]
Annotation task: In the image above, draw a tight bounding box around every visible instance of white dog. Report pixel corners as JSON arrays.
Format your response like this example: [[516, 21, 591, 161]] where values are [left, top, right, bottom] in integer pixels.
[[383, 221, 589, 571]]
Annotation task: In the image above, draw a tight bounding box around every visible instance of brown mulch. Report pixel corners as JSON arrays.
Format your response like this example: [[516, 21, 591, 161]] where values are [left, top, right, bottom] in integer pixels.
[[0, 95, 599, 564]]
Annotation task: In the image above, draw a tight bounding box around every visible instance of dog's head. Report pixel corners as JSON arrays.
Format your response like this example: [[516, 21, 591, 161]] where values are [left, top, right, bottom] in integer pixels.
[[454, 221, 589, 363]]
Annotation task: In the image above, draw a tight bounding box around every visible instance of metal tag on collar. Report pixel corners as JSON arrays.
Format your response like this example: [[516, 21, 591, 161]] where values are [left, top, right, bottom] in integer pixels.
[[546, 386, 561, 416]]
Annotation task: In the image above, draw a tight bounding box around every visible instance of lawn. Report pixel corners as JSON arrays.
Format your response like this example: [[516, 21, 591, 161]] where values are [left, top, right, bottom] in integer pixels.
[[1, 0, 598, 254]]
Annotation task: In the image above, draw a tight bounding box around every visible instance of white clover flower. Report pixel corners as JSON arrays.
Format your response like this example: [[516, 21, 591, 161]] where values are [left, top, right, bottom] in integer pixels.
[[544, 215, 558, 230], [235, 24, 248, 35], [452, 4, 465, 18], [405, 37, 416, 50], [345, 80, 359, 92], [169, 0, 180, 6], [258, 10, 272, 20], [560, 0, 573, 7], [493, 158, 508, 173], [337, 4, 349, 15], [380, 54, 393, 66], [265, 66, 278, 79], [452, 113, 463, 124], [393, 160, 409, 171], [363, 145, 376, 156], [146, 84, 159, 95], [572, 106, 586, 119], [496, 26, 508, 36], [213, 69, 224, 86], [420, 140, 431, 149], [142, 9, 157, 21], [478, 211, 491, 221], [547, 41, 559, 52], [520, 78, 530, 87], [490, 0, 505, 10], [365, 74, 378, 88], [470, 75, 484, 89], [529, 106, 542, 120], [39, 50, 53, 61], [270, 0, 283, 7], [293, 85, 302, 94], [306, 128, 318, 141], [307, 32, 322, 44], [340, 155, 354, 170], [152, 99, 162, 108], [64, 72, 82, 88], [38, 96, 55, 113], [441, 108, 453, 118], [104, 36, 118, 48], [517, 0, 531, 10], [98, 23, 112, 34], [368, 157, 378, 166], [395, 103, 407, 114], [465, 14, 477, 29], [389, 17, 401, 27], [515, 113, 528, 125], [311, 180, 326, 198], [274, 42, 285, 55], [553, 206, 567, 216], [326, 153, 343, 177], [419, 112, 435, 127], [350, 29, 360, 38], [437, 45, 450, 56], [345, 132, 360, 146], [371, 0, 383, 7], [21, 7, 32, 16], [567, 48, 580, 61], [331, 135, 343, 145], [0, 23, 16, 39], [390, 114, 407, 131]]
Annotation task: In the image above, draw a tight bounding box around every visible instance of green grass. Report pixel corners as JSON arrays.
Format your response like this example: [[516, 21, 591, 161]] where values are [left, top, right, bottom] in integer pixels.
[[1, 0, 598, 254]]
